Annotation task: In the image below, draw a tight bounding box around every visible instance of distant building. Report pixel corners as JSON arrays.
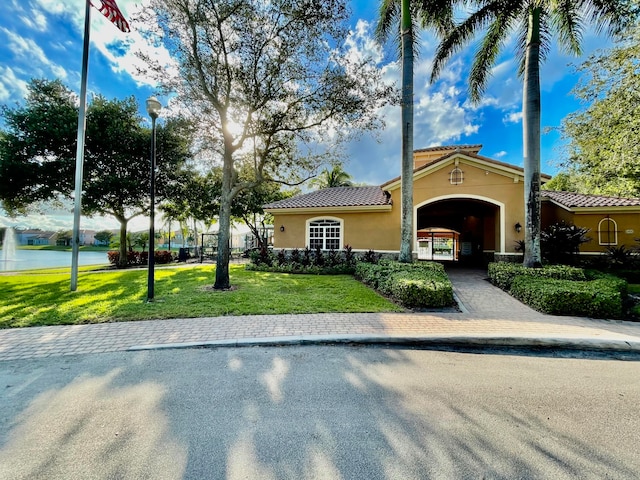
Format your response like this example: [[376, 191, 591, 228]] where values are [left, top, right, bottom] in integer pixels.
[[16, 229, 56, 246]]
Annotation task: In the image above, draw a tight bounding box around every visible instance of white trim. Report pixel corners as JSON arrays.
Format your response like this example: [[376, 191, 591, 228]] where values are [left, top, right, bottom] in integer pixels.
[[413, 194, 506, 254], [598, 217, 618, 246], [305, 216, 344, 250]]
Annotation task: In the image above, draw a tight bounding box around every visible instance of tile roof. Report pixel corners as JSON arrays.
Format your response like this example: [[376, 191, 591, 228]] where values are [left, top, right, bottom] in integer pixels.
[[542, 190, 640, 208], [264, 186, 391, 209], [414, 144, 483, 153]]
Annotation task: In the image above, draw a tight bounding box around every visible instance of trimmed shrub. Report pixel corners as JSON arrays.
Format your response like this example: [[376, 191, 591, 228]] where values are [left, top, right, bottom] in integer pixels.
[[107, 250, 174, 266], [386, 270, 453, 308], [154, 250, 174, 264], [510, 275, 624, 318], [354, 262, 387, 289], [488, 262, 586, 291], [354, 260, 454, 309]]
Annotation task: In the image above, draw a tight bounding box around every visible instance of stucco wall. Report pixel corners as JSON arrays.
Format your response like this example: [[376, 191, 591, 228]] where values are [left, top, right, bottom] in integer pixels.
[[273, 210, 399, 251], [542, 202, 640, 253], [269, 153, 640, 255]]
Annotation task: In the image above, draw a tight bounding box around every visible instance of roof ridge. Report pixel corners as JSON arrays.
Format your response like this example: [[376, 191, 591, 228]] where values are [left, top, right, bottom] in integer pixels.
[[414, 144, 483, 153]]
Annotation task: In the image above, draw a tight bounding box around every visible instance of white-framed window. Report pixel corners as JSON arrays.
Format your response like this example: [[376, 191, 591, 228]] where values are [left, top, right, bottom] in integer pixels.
[[449, 167, 464, 185], [598, 217, 618, 245], [307, 218, 342, 250]]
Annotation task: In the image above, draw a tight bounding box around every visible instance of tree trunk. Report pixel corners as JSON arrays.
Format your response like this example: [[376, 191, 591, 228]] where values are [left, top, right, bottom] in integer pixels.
[[116, 216, 128, 268], [398, 0, 414, 263], [522, 7, 542, 268], [214, 148, 234, 289]]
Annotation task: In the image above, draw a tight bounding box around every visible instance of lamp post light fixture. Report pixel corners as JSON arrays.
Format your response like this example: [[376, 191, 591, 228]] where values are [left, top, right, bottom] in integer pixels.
[[146, 96, 161, 302], [514, 222, 522, 233]]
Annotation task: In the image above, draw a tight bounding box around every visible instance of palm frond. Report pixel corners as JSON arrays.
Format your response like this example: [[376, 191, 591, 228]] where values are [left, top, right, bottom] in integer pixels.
[[375, 0, 400, 44], [550, 0, 583, 55], [432, 1, 521, 84], [582, 0, 637, 35], [469, 12, 517, 102]]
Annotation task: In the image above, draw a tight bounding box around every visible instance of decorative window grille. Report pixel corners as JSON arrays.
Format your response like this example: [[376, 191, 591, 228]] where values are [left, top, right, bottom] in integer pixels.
[[450, 167, 464, 185], [598, 217, 618, 245], [308, 219, 341, 250]]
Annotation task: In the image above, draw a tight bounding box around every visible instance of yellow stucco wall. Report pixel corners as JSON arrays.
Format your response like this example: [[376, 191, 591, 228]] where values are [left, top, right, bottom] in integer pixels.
[[273, 210, 399, 251], [543, 203, 640, 253], [272, 154, 528, 253], [269, 153, 640, 255], [572, 212, 639, 253]]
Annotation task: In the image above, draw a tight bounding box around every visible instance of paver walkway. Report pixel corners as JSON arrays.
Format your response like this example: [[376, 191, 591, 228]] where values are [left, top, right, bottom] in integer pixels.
[[1, 268, 640, 361]]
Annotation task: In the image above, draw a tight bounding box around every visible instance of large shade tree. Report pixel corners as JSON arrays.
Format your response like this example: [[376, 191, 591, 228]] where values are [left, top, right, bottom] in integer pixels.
[[376, 0, 453, 262], [138, 0, 391, 289], [0, 79, 194, 267], [430, 0, 632, 267]]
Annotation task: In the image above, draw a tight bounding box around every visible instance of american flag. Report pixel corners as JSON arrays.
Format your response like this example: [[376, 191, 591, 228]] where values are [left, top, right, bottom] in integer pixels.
[[90, 0, 130, 33]]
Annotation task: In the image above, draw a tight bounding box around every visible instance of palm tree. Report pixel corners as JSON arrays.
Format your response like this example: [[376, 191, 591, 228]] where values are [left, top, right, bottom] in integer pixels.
[[377, 0, 453, 262], [310, 164, 354, 189], [431, 0, 631, 267]]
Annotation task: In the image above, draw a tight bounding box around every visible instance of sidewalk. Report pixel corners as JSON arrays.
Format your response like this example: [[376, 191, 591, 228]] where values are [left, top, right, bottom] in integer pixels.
[[1, 269, 640, 361]]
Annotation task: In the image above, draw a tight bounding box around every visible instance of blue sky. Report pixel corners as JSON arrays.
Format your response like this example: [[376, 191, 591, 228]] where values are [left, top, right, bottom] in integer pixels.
[[0, 0, 612, 231]]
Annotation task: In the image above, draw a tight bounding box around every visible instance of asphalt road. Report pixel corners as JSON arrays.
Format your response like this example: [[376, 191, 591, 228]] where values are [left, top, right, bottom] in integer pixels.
[[0, 346, 639, 479]]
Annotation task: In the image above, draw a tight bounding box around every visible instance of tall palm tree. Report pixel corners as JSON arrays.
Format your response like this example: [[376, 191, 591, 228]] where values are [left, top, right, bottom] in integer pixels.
[[310, 164, 354, 189], [377, 0, 453, 262], [431, 0, 631, 267]]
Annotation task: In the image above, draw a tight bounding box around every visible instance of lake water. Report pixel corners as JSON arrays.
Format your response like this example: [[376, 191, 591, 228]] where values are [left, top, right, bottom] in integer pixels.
[[0, 250, 110, 272]]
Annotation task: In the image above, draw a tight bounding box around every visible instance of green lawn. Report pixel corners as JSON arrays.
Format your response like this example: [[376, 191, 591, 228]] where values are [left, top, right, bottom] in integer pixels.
[[0, 264, 402, 328]]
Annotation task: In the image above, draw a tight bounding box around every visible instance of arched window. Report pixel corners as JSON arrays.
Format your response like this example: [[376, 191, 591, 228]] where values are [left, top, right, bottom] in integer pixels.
[[307, 218, 342, 250], [598, 217, 618, 245], [449, 167, 464, 185]]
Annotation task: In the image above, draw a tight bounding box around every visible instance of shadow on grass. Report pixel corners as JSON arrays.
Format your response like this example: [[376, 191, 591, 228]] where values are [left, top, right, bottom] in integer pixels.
[[0, 265, 399, 328]]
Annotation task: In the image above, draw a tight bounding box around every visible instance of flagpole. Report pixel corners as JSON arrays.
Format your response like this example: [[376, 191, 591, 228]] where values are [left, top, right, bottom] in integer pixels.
[[70, 0, 91, 292]]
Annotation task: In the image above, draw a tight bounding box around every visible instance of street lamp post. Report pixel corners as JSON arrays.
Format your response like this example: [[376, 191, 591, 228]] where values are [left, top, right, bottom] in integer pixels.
[[146, 96, 161, 302]]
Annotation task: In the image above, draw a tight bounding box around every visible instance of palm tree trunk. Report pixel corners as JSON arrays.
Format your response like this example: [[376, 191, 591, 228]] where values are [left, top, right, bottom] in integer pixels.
[[522, 7, 542, 268], [399, 0, 414, 263]]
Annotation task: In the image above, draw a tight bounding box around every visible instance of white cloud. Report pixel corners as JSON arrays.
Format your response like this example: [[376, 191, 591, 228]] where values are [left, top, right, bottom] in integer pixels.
[[503, 111, 523, 124], [0, 66, 29, 102], [27, 0, 174, 88], [1, 28, 68, 80], [20, 8, 48, 31], [493, 150, 507, 158]]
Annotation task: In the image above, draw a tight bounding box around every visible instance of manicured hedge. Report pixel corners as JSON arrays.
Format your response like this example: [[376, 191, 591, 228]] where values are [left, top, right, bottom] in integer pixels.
[[355, 260, 454, 309], [107, 250, 174, 267], [510, 275, 624, 318], [487, 262, 586, 290]]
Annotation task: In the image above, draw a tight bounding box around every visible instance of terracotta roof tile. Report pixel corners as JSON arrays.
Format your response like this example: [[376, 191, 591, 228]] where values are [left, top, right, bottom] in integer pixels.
[[264, 186, 391, 209], [542, 190, 640, 208], [414, 144, 483, 153]]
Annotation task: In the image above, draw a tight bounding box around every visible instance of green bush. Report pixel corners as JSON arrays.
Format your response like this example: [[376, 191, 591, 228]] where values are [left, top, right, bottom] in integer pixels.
[[386, 271, 453, 308], [510, 275, 624, 318], [488, 262, 586, 290], [355, 260, 453, 309]]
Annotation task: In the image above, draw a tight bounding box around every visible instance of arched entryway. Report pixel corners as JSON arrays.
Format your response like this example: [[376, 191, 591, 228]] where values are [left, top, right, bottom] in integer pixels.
[[414, 194, 504, 265]]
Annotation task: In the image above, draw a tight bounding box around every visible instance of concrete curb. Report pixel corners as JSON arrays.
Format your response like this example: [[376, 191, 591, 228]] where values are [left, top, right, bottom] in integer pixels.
[[128, 334, 640, 354]]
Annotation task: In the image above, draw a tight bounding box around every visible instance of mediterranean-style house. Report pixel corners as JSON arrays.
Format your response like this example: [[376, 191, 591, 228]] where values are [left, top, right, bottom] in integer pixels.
[[264, 145, 640, 264]]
